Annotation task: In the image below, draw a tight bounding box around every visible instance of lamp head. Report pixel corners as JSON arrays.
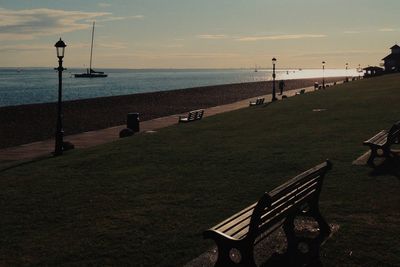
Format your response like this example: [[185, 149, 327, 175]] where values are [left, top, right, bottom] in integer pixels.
[[55, 38, 66, 59]]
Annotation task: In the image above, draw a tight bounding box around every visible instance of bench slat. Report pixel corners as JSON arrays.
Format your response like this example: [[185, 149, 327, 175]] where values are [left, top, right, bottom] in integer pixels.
[[259, 187, 318, 232], [222, 178, 319, 239], [227, 183, 319, 240], [214, 208, 253, 235], [256, 189, 317, 239], [222, 181, 318, 239], [249, 98, 265, 106], [260, 180, 319, 224], [207, 161, 330, 240], [179, 109, 205, 123], [364, 130, 387, 145], [212, 203, 257, 231], [268, 164, 327, 200]]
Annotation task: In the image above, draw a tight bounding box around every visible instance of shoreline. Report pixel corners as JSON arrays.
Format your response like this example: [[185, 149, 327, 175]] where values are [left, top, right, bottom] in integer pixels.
[[0, 77, 344, 149]]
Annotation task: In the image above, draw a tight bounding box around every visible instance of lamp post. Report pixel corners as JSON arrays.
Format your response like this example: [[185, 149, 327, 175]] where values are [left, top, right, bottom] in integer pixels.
[[345, 63, 349, 82], [272, 57, 277, 101], [322, 61, 326, 88], [54, 38, 66, 156]]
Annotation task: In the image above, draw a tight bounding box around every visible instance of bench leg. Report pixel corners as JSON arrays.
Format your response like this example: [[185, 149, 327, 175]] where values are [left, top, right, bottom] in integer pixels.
[[214, 244, 231, 267], [240, 245, 257, 267], [383, 146, 394, 158], [214, 242, 256, 267], [283, 215, 299, 255], [367, 147, 377, 166], [310, 203, 331, 240]]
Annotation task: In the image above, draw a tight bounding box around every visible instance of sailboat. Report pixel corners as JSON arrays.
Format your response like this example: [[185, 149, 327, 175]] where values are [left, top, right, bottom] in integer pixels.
[[254, 64, 258, 72], [75, 22, 107, 78]]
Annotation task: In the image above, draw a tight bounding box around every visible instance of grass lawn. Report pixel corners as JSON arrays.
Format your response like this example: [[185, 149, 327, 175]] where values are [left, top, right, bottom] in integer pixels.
[[1, 74, 400, 266]]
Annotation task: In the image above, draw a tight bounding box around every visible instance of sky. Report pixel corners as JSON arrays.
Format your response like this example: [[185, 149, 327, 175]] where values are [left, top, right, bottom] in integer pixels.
[[0, 0, 399, 69]]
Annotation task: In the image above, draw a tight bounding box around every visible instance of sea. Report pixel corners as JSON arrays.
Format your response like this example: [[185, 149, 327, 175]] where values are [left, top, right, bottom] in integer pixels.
[[0, 68, 360, 107]]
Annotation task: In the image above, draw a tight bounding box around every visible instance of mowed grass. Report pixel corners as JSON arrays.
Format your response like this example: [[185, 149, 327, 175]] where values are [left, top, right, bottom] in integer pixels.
[[1, 74, 400, 266]]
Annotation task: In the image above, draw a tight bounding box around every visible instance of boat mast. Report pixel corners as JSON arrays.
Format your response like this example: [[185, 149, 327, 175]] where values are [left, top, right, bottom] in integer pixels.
[[89, 21, 95, 72]]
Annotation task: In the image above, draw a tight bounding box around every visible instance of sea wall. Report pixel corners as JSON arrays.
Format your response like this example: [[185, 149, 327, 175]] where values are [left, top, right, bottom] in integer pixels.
[[0, 78, 344, 148]]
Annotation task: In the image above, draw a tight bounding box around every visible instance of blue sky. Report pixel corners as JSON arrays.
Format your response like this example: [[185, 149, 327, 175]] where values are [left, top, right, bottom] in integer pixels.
[[0, 0, 399, 68]]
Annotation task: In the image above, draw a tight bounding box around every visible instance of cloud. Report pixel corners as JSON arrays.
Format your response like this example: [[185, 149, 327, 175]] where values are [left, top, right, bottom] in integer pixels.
[[294, 50, 383, 58], [343, 30, 362, 34], [98, 41, 127, 49], [236, 34, 326, 41], [163, 44, 184, 48], [196, 34, 227, 39], [0, 7, 136, 41], [0, 44, 50, 52], [0, 40, 127, 52], [379, 28, 396, 32], [344, 28, 398, 34], [98, 3, 111, 8], [102, 52, 240, 60], [129, 15, 145, 19], [97, 15, 144, 22], [0, 33, 34, 40]]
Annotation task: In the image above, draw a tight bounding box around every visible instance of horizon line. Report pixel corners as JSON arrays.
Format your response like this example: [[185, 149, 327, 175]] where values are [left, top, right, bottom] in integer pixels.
[[0, 66, 360, 70]]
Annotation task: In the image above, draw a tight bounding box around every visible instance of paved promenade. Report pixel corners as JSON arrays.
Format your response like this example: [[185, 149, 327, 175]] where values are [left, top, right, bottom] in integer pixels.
[[0, 86, 318, 161]]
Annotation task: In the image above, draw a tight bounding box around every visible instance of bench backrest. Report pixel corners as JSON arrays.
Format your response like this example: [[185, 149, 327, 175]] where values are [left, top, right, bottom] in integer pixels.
[[196, 110, 204, 120], [388, 121, 400, 143], [249, 160, 332, 237], [187, 111, 197, 121]]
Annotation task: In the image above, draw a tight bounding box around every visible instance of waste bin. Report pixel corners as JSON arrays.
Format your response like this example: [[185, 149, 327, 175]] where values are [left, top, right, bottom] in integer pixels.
[[127, 112, 140, 132]]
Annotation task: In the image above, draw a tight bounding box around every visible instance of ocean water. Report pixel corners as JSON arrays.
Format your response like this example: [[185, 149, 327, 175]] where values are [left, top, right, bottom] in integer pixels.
[[0, 68, 360, 107]]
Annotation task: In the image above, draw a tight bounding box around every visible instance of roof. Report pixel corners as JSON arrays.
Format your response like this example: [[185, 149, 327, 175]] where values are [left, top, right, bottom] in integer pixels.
[[363, 66, 383, 71], [382, 53, 400, 61], [390, 44, 400, 49]]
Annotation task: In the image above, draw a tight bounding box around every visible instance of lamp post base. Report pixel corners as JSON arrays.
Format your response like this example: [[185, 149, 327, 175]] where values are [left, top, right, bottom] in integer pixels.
[[54, 130, 63, 156]]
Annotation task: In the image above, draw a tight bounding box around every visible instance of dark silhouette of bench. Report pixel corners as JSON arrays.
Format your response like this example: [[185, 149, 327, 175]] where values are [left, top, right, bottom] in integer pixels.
[[178, 109, 204, 123], [203, 161, 332, 267], [363, 121, 400, 165], [296, 89, 306, 95], [249, 98, 265, 106]]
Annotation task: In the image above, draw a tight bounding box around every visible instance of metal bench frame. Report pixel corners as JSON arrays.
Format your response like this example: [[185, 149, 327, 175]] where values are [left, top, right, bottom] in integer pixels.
[[249, 98, 265, 106], [204, 161, 332, 267], [363, 121, 400, 165], [178, 109, 204, 123]]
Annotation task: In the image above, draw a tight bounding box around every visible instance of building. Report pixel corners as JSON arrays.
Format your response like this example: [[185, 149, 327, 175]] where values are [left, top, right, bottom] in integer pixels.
[[382, 44, 400, 72], [363, 66, 384, 78]]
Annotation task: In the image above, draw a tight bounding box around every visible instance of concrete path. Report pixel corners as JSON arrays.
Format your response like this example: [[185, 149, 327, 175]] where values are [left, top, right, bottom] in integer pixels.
[[0, 86, 319, 161]]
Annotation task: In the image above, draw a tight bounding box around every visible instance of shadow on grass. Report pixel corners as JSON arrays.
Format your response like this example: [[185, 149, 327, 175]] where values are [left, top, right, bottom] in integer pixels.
[[259, 238, 324, 267], [0, 155, 53, 173], [262, 102, 272, 108], [369, 156, 400, 178], [259, 224, 335, 267]]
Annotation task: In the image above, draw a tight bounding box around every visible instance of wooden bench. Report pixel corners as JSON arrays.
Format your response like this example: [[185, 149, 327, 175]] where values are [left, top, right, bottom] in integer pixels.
[[203, 161, 332, 267], [363, 121, 400, 165], [178, 109, 204, 123], [296, 89, 306, 95], [249, 98, 265, 106]]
